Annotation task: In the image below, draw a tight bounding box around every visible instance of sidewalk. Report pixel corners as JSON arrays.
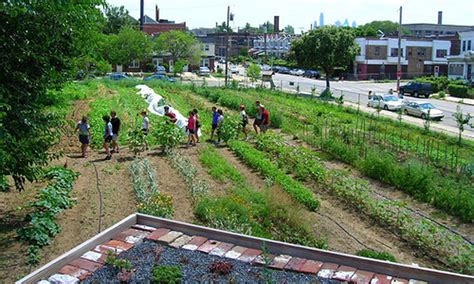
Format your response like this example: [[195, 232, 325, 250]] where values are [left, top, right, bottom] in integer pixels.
[[442, 96, 474, 106]]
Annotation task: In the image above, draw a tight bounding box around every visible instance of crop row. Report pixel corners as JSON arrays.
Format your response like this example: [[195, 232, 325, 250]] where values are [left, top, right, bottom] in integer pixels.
[[17, 168, 78, 265], [255, 132, 473, 274]]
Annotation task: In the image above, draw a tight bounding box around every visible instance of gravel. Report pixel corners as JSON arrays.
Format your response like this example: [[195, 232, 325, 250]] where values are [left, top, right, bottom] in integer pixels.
[[83, 240, 342, 283]]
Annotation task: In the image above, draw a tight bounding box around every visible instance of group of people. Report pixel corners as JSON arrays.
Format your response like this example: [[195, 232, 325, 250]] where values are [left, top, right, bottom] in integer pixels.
[[75, 100, 271, 159]]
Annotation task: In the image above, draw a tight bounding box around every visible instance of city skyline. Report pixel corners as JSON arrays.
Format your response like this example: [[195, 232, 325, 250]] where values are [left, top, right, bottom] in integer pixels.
[[108, 0, 473, 32]]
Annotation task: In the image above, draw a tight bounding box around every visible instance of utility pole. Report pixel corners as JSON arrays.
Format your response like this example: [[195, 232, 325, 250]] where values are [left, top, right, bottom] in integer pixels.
[[224, 6, 230, 87], [140, 0, 144, 31], [264, 23, 268, 64], [396, 6, 403, 91]]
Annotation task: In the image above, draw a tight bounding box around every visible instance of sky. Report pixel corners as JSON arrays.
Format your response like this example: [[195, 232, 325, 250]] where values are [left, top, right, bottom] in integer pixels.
[[107, 0, 474, 32]]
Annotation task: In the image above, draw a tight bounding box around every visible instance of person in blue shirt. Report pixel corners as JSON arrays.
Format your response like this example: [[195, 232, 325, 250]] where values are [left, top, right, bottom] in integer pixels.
[[210, 106, 219, 141]]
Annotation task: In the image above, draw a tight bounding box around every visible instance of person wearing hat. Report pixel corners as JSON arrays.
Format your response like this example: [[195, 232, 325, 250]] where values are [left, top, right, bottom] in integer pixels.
[[253, 100, 263, 134]]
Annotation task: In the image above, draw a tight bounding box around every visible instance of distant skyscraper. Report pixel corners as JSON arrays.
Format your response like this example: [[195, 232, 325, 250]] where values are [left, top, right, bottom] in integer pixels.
[[352, 21, 357, 28], [319, 13, 324, 27], [343, 18, 349, 27], [313, 20, 318, 29], [335, 20, 341, 27]]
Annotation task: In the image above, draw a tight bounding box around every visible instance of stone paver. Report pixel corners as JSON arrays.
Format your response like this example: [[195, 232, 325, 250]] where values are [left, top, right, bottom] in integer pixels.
[[350, 270, 375, 284], [269, 254, 292, 270], [332, 265, 356, 281], [157, 231, 183, 244], [58, 265, 91, 281], [81, 251, 106, 264], [114, 228, 149, 243], [94, 244, 123, 255], [182, 236, 208, 251], [237, 248, 262, 263], [69, 258, 102, 272], [169, 235, 193, 248], [370, 274, 393, 284], [104, 240, 134, 251], [252, 254, 275, 266], [209, 242, 235, 257], [392, 279, 409, 284], [284, 257, 307, 272], [299, 259, 323, 274], [48, 274, 79, 284], [146, 228, 171, 241], [224, 246, 247, 259], [408, 280, 428, 284], [317, 263, 339, 279], [197, 240, 221, 253]]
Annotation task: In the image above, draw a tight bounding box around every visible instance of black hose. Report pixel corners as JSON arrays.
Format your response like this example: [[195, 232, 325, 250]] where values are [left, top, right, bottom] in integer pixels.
[[316, 212, 369, 249], [91, 162, 103, 233]]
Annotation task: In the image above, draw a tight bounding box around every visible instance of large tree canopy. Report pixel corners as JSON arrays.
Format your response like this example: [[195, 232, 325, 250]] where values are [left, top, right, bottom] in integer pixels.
[[0, 0, 105, 189], [103, 4, 138, 34], [355, 20, 411, 37], [103, 27, 153, 66], [154, 30, 202, 65], [292, 26, 359, 89]]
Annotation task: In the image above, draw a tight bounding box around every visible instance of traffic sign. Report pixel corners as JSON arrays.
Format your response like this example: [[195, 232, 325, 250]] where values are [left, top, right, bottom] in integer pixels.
[[397, 70, 402, 77]]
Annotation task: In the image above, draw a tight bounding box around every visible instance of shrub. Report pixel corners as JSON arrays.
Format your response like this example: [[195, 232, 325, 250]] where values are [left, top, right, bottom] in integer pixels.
[[415, 76, 449, 93], [138, 192, 174, 218], [209, 261, 233, 275], [438, 90, 446, 98], [153, 121, 185, 151], [219, 115, 241, 143], [0, 175, 9, 192], [448, 84, 471, 98], [152, 265, 182, 284], [356, 249, 397, 262], [319, 89, 334, 100], [127, 127, 147, 157]]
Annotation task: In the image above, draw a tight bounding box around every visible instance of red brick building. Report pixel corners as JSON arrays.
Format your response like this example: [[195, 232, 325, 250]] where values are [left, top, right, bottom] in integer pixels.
[[142, 6, 186, 36]]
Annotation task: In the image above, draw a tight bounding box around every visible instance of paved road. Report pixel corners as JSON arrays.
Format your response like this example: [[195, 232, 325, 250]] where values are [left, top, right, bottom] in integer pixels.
[[271, 74, 474, 136]]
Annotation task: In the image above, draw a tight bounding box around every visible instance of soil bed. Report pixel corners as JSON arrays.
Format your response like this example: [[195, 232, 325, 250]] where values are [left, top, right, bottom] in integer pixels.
[[84, 240, 329, 283]]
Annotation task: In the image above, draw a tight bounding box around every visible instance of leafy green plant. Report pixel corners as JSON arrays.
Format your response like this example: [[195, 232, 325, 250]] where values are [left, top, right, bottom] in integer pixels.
[[452, 106, 472, 145], [218, 115, 241, 143], [152, 265, 182, 284], [127, 127, 147, 157], [247, 63, 261, 83], [356, 249, 397, 262], [0, 175, 9, 192], [138, 192, 174, 218], [199, 146, 244, 183], [153, 121, 185, 151]]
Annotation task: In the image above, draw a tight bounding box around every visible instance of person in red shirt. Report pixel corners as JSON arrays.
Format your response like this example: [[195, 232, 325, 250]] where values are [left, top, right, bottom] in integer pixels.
[[164, 106, 177, 124], [260, 105, 270, 133]]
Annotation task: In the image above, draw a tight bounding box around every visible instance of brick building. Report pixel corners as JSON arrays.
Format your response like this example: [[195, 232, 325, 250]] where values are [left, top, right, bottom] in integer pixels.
[[206, 32, 257, 58], [142, 6, 186, 35]]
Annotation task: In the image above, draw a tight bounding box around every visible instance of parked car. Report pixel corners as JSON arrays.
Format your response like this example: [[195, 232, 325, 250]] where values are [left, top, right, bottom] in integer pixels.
[[402, 101, 444, 120], [272, 66, 282, 73], [230, 65, 239, 74], [156, 65, 166, 75], [367, 94, 402, 111], [143, 74, 176, 82], [218, 58, 226, 64], [399, 82, 433, 98], [278, 67, 290, 74], [199, 66, 211, 76], [261, 64, 272, 71], [110, 73, 129, 80], [303, 70, 320, 79], [290, 69, 305, 76]]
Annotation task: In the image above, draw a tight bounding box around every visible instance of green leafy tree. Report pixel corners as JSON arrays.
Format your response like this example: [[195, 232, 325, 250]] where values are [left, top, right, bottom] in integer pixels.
[[241, 23, 259, 34], [216, 21, 233, 33], [127, 127, 147, 157], [173, 59, 187, 77], [355, 20, 410, 37], [155, 31, 202, 66], [1, 0, 105, 190], [104, 27, 153, 67], [283, 25, 295, 35], [259, 21, 274, 33], [292, 26, 359, 89], [247, 64, 261, 83], [103, 5, 138, 34], [453, 106, 472, 145]]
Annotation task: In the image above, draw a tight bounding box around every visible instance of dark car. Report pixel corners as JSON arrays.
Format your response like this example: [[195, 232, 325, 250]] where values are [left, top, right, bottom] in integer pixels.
[[143, 74, 176, 82], [278, 67, 290, 74], [272, 66, 282, 73], [399, 82, 433, 98], [304, 70, 320, 79], [110, 73, 129, 80]]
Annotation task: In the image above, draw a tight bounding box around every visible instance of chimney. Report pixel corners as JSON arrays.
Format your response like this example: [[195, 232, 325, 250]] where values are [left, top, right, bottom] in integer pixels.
[[155, 5, 160, 22], [140, 0, 144, 31], [274, 16, 280, 33], [438, 11, 442, 25]]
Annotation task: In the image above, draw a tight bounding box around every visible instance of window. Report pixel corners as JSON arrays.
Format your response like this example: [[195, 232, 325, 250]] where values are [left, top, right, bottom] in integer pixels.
[[390, 48, 403, 57], [449, 64, 464, 76], [374, 46, 380, 56], [462, 41, 466, 52], [436, 49, 447, 58], [204, 44, 210, 51], [128, 60, 140, 68], [417, 48, 426, 56], [468, 40, 472, 51], [200, 58, 209, 67]]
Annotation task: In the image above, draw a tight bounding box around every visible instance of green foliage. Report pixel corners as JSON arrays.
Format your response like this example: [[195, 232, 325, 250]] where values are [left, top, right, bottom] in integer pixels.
[[448, 84, 473, 99], [319, 89, 334, 100], [219, 115, 241, 143], [153, 121, 185, 151], [17, 168, 78, 265], [152, 266, 182, 284], [292, 26, 359, 88], [438, 90, 446, 98], [216, 21, 233, 33], [105, 251, 133, 271], [0, 175, 9, 192], [138, 192, 174, 218], [103, 27, 153, 66], [283, 25, 295, 35], [356, 249, 397, 262], [452, 106, 473, 145], [1, 0, 104, 190], [199, 146, 244, 183], [355, 20, 410, 37], [127, 127, 147, 157], [415, 76, 449, 93], [173, 59, 187, 76], [155, 31, 202, 65], [228, 141, 319, 211], [247, 63, 261, 83], [103, 5, 138, 34]]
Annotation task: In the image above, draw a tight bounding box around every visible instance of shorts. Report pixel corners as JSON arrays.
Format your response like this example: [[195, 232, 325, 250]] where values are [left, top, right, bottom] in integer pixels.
[[242, 120, 248, 128], [254, 118, 262, 126], [212, 124, 218, 130], [112, 133, 119, 141], [104, 136, 112, 143], [79, 135, 89, 145], [142, 129, 149, 135], [188, 129, 196, 135]]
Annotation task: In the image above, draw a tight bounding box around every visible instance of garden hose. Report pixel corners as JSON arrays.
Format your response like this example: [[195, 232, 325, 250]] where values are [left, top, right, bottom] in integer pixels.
[[92, 161, 103, 233]]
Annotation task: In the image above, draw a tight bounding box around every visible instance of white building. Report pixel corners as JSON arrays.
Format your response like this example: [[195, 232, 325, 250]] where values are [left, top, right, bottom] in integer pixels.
[[447, 31, 474, 80], [251, 33, 293, 58]]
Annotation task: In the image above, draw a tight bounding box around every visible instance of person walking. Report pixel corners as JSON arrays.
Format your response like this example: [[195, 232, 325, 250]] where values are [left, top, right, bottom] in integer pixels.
[[368, 90, 373, 100], [216, 109, 224, 145], [240, 104, 249, 140], [75, 116, 90, 158], [102, 115, 113, 160], [187, 111, 197, 147], [193, 108, 201, 143], [110, 111, 121, 153], [141, 110, 150, 150], [210, 106, 219, 141], [164, 106, 177, 124], [260, 105, 270, 133], [253, 100, 263, 134]]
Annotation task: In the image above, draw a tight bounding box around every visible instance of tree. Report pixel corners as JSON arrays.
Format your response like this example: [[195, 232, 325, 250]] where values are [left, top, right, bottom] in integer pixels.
[[104, 27, 153, 66], [247, 64, 261, 83], [355, 20, 410, 37], [173, 59, 187, 77], [453, 106, 472, 145], [241, 23, 259, 34], [283, 25, 295, 35], [103, 5, 138, 34], [292, 26, 359, 89], [0, 0, 105, 190], [155, 31, 202, 66], [259, 21, 274, 33], [216, 21, 233, 33]]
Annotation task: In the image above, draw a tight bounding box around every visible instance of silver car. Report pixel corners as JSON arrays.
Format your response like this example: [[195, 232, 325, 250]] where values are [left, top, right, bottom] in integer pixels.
[[402, 101, 444, 120], [367, 94, 402, 111]]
